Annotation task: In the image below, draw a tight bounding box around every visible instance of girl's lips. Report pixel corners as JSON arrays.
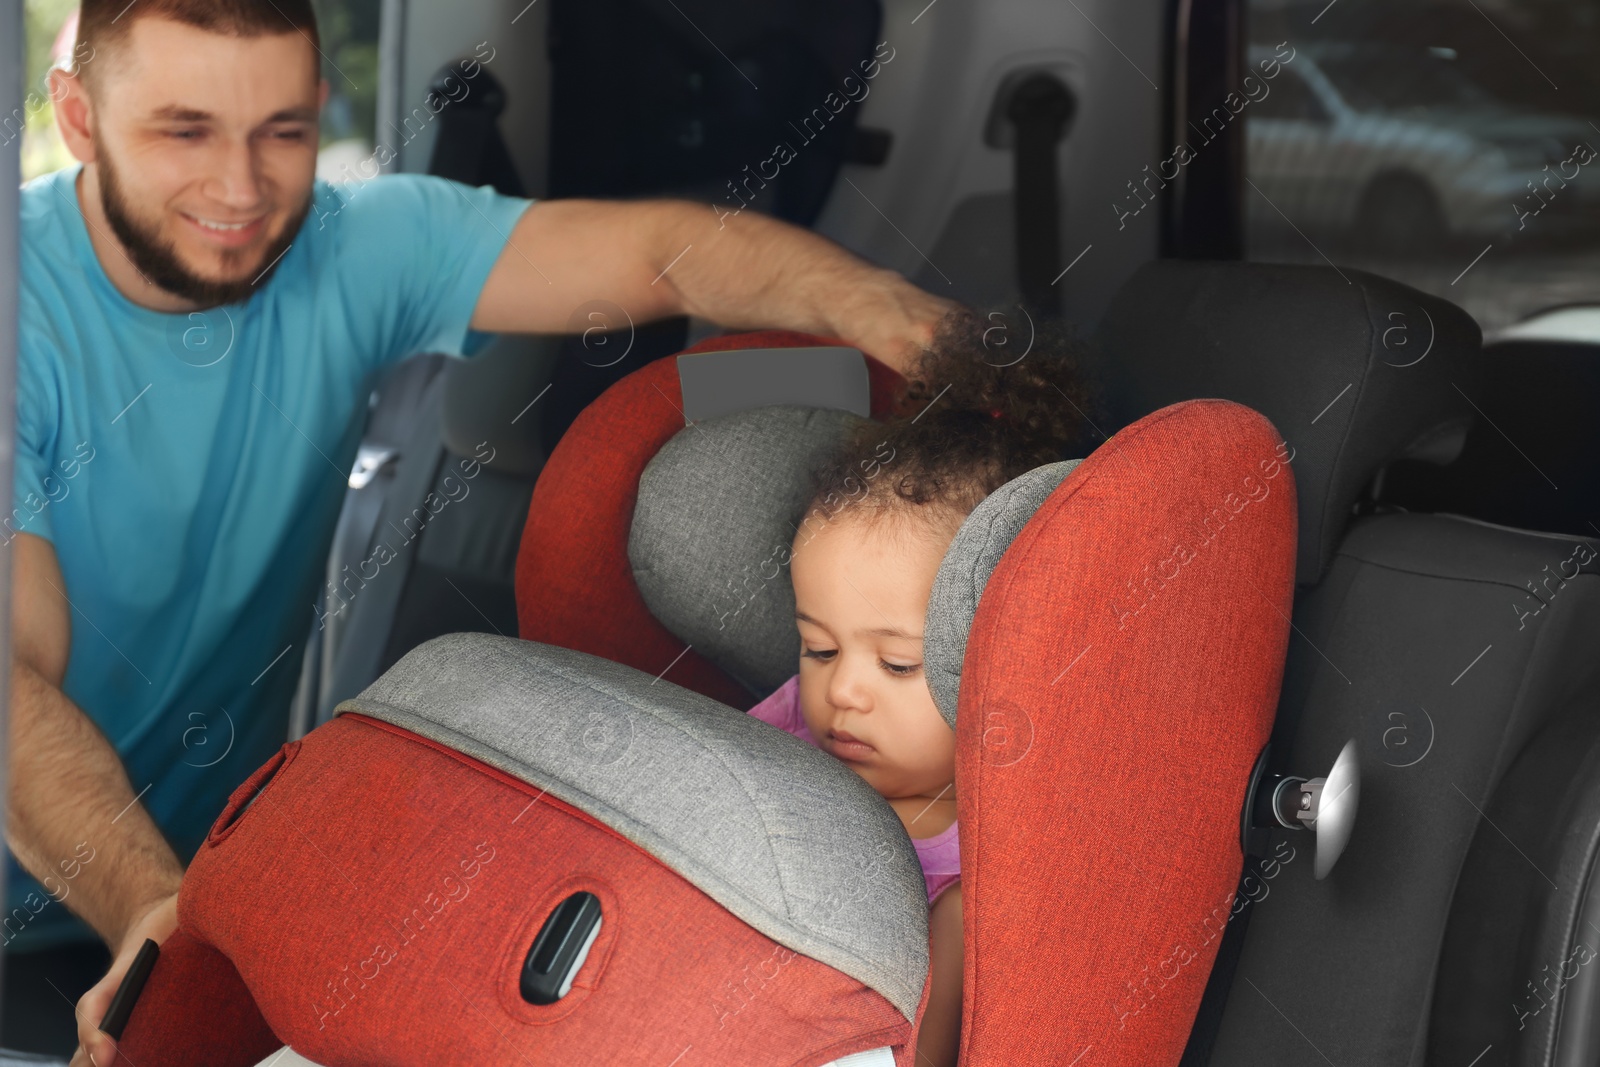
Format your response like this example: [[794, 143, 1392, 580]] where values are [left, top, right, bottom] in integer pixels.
[[828, 730, 874, 762]]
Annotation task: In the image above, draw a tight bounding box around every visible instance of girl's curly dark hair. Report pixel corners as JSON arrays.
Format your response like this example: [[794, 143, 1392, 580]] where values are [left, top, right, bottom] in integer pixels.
[[802, 308, 1100, 539]]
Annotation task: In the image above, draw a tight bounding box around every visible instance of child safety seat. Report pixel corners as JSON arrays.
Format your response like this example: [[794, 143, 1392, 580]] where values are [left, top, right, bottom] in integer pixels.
[[110, 331, 1301, 1066]]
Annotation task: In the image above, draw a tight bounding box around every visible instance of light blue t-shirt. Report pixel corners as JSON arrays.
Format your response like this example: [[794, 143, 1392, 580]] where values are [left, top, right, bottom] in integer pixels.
[[8, 164, 532, 948]]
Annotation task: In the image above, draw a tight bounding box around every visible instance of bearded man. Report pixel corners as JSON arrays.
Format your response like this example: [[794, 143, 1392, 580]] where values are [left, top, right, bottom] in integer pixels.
[[9, 3, 956, 1062]]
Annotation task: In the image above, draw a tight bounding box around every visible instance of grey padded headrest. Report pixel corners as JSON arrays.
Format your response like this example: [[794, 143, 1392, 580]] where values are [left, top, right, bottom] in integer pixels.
[[335, 632, 929, 1022], [632, 402, 1085, 731], [924, 459, 1082, 730], [630, 405, 868, 700]]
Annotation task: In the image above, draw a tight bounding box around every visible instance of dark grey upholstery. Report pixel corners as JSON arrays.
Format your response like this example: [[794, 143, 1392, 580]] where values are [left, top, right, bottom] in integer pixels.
[[1378, 333, 1600, 540], [295, 336, 555, 737], [1089, 260, 1484, 585], [1088, 260, 1600, 1067], [335, 631, 930, 1022], [1211, 515, 1600, 1065]]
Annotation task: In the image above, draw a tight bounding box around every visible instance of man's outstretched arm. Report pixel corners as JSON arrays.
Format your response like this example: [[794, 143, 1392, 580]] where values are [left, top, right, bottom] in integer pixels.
[[469, 197, 962, 375], [6, 532, 184, 1066]]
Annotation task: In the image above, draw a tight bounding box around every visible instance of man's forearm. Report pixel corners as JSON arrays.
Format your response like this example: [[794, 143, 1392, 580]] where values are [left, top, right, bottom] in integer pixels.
[[652, 199, 960, 374], [652, 200, 877, 334], [470, 195, 961, 372], [7, 661, 183, 946]]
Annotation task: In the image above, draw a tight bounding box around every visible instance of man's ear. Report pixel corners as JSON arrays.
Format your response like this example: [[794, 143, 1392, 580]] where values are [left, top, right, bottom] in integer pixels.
[[318, 77, 330, 111], [48, 66, 96, 165]]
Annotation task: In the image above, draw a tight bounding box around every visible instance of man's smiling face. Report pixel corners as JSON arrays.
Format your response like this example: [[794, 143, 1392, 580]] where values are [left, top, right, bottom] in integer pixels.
[[77, 16, 324, 306]]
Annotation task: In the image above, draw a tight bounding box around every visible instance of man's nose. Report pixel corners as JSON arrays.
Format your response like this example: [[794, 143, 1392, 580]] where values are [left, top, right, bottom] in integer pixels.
[[203, 140, 266, 210]]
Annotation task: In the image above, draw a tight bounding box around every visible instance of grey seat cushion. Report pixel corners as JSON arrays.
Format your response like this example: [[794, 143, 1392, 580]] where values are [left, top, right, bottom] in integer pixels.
[[924, 459, 1082, 730], [335, 631, 929, 1022], [629, 405, 868, 700]]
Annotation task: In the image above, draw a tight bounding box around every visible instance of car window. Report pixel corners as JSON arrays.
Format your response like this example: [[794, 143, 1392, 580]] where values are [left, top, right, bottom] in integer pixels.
[[1252, 69, 1328, 121], [1244, 0, 1600, 333], [1316, 51, 1499, 112]]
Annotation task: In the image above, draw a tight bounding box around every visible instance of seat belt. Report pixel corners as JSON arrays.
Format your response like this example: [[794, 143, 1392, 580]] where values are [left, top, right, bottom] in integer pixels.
[[424, 63, 526, 196], [1178, 884, 1256, 1066], [1005, 72, 1075, 322]]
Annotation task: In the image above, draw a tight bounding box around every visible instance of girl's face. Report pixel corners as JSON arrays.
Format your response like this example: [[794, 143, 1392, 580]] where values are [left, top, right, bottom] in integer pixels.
[[789, 508, 957, 803]]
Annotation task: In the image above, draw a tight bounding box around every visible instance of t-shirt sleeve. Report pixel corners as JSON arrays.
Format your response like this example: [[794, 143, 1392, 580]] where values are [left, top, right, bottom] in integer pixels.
[[10, 329, 62, 545], [325, 173, 535, 373], [746, 674, 803, 732]]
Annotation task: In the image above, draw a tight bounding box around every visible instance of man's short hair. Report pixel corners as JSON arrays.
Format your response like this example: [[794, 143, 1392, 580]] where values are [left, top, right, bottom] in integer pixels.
[[76, 0, 321, 76]]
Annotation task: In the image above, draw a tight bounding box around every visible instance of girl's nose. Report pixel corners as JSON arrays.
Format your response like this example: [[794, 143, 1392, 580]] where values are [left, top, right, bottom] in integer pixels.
[[825, 655, 874, 713]]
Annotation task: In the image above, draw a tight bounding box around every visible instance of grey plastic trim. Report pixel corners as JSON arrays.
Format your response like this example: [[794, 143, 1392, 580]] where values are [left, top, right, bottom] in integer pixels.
[[676, 346, 870, 425]]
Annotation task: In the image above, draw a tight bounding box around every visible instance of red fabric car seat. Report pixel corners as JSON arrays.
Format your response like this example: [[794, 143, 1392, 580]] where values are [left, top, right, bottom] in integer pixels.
[[516, 330, 1300, 1065], [109, 331, 1296, 1067], [114, 632, 938, 1067], [953, 398, 1295, 1064]]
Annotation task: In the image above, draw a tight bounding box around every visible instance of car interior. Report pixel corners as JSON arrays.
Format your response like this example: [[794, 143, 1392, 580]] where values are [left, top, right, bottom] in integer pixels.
[[4, 0, 1600, 1063]]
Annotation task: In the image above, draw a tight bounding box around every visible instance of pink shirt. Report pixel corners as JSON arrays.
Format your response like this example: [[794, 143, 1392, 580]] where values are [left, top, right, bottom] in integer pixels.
[[747, 674, 960, 906]]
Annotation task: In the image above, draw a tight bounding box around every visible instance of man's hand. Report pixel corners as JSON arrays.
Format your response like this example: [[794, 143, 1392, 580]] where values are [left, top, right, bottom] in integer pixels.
[[70, 891, 179, 1067], [825, 267, 964, 378]]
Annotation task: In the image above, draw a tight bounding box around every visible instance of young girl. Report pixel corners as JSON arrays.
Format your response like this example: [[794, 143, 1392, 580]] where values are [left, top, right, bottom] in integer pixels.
[[745, 309, 1094, 1067]]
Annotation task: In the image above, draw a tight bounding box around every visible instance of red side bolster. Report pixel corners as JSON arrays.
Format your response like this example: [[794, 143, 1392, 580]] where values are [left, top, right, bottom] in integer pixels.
[[956, 399, 1298, 1067], [112, 925, 280, 1067], [513, 329, 904, 709], [175, 714, 913, 1066]]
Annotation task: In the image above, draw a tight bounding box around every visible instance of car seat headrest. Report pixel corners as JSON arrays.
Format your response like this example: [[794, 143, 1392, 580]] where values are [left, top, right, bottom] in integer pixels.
[[923, 459, 1082, 730], [335, 632, 930, 1023], [1090, 260, 1484, 584], [630, 405, 870, 700], [632, 404, 1089, 729]]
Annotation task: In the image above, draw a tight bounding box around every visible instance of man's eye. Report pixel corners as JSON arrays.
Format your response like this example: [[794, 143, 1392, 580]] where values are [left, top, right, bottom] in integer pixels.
[[168, 129, 204, 141], [271, 128, 310, 142], [801, 648, 836, 662], [881, 660, 920, 677]]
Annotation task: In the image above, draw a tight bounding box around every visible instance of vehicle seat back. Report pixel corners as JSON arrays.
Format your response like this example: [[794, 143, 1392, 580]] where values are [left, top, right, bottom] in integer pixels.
[[1086, 260, 1483, 585], [1377, 321, 1600, 539], [1090, 260, 1600, 1065]]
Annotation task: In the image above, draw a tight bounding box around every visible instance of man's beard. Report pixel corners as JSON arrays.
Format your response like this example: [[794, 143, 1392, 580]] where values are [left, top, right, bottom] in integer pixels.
[[97, 148, 310, 308]]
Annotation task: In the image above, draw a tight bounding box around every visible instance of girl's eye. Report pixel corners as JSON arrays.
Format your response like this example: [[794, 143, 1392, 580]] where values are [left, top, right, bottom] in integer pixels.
[[881, 660, 921, 677], [802, 648, 836, 663]]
